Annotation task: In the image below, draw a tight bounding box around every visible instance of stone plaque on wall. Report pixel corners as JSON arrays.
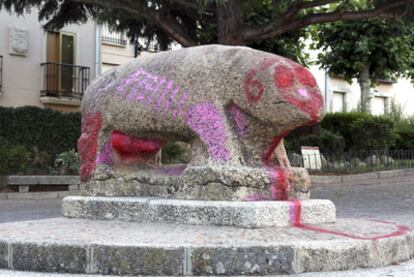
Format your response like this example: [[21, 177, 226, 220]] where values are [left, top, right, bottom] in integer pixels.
[[9, 26, 29, 56]]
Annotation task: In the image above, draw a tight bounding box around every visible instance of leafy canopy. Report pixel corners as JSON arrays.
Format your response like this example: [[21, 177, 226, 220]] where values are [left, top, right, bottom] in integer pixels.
[[0, 0, 412, 64], [314, 18, 414, 83]]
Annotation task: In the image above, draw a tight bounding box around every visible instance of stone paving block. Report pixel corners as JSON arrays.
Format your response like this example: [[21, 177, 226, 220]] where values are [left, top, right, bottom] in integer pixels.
[[62, 196, 148, 221], [0, 242, 7, 269], [11, 242, 87, 274], [190, 246, 296, 275], [63, 196, 336, 228], [369, 235, 413, 267], [296, 241, 372, 273], [92, 245, 184, 276]]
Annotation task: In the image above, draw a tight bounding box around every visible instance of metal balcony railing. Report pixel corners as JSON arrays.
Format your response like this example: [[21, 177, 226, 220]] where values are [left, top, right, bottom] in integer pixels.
[[41, 62, 90, 99], [0, 55, 3, 92], [101, 28, 127, 46]]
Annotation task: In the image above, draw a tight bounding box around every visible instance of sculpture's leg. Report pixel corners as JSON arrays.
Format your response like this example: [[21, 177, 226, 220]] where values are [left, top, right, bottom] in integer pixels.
[[77, 112, 102, 182], [185, 102, 244, 166]]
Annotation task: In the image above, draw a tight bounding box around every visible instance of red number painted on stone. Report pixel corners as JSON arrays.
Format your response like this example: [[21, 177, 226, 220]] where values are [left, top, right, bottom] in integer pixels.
[[244, 69, 264, 103]]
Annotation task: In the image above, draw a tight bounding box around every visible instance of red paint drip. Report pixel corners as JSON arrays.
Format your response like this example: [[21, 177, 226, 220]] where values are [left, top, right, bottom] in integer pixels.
[[289, 199, 302, 226], [262, 131, 290, 166], [288, 200, 410, 240], [269, 168, 289, 200], [111, 131, 164, 156], [262, 131, 290, 201], [78, 113, 102, 182]]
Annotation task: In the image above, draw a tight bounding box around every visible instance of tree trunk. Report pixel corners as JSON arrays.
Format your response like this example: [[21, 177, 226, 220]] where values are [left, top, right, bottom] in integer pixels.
[[358, 63, 372, 113], [216, 0, 245, 45]]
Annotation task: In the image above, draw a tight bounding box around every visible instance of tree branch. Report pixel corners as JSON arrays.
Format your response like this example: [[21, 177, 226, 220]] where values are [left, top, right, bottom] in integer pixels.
[[70, 0, 197, 46], [245, 0, 410, 42]]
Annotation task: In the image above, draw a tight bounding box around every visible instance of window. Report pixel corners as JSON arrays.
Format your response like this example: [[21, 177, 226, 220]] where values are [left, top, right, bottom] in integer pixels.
[[372, 96, 388, 115], [332, 91, 346, 112]]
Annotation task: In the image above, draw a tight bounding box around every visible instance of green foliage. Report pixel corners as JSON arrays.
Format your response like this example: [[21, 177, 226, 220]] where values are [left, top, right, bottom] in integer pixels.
[[161, 142, 190, 164], [0, 137, 31, 175], [285, 129, 345, 154], [0, 106, 81, 160], [321, 112, 371, 150], [55, 149, 80, 175], [315, 18, 414, 84], [349, 116, 395, 151], [287, 112, 406, 154]]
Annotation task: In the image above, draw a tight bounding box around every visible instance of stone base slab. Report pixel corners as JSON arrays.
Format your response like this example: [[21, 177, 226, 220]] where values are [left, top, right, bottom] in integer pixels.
[[62, 196, 336, 228], [86, 165, 311, 201], [0, 218, 412, 275]]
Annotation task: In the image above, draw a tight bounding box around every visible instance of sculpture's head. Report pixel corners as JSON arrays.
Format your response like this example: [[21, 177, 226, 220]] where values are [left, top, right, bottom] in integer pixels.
[[241, 54, 325, 131]]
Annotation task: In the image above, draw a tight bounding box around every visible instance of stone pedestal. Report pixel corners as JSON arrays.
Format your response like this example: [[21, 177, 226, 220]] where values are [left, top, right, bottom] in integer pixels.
[[0, 218, 412, 276], [63, 196, 336, 228]]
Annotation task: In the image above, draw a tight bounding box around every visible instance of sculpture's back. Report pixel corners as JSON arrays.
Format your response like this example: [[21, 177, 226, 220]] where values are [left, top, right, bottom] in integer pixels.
[[78, 44, 324, 201]]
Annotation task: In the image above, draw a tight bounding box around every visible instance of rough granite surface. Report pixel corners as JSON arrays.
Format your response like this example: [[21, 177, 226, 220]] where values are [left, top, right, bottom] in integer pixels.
[[79, 44, 324, 201], [62, 196, 336, 228], [0, 218, 411, 275]]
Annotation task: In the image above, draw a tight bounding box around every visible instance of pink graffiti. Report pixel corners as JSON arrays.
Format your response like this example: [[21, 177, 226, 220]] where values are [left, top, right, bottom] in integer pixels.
[[96, 142, 113, 165], [116, 69, 189, 120], [186, 103, 230, 161], [172, 91, 189, 120], [227, 104, 249, 137]]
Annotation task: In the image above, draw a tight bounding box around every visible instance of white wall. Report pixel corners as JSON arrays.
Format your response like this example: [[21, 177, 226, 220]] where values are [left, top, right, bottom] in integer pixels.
[[309, 64, 414, 117], [0, 8, 96, 110]]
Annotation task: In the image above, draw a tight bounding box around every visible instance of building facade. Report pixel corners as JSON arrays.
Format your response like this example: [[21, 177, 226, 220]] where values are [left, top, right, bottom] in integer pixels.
[[0, 9, 137, 112], [0, 8, 97, 112], [310, 66, 414, 118]]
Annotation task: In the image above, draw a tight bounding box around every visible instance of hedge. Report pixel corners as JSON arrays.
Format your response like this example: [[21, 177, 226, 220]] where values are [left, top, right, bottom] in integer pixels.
[[286, 112, 404, 154], [0, 106, 81, 160]]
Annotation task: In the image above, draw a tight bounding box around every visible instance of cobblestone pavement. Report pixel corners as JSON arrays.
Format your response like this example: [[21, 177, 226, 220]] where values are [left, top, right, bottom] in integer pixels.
[[0, 172, 413, 276]]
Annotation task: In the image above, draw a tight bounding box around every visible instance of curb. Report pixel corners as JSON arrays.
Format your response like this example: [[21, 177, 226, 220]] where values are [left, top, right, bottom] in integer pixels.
[[310, 168, 414, 184], [0, 190, 80, 200]]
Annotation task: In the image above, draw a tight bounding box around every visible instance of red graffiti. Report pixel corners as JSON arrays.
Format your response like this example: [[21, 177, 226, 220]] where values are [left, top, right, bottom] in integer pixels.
[[111, 131, 164, 161], [261, 131, 290, 201], [262, 131, 289, 166], [244, 58, 279, 103], [269, 167, 289, 200], [289, 200, 410, 240], [274, 65, 323, 124], [273, 65, 293, 88], [78, 112, 102, 182], [244, 69, 264, 103], [295, 66, 317, 87]]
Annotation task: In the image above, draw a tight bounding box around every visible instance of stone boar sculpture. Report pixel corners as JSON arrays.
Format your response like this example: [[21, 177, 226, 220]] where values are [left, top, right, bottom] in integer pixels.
[[78, 44, 324, 201]]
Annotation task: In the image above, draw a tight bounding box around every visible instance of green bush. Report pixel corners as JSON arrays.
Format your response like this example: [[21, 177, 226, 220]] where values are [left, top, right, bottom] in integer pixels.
[[286, 129, 345, 154], [321, 112, 371, 151], [392, 117, 414, 150], [0, 106, 81, 162], [55, 149, 80, 175], [0, 137, 31, 175], [349, 116, 395, 151]]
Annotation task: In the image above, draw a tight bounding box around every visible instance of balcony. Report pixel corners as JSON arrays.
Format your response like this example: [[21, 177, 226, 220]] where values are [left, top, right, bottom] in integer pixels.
[[0, 55, 3, 92], [40, 62, 90, 104], [101, 27, 127, 46]]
